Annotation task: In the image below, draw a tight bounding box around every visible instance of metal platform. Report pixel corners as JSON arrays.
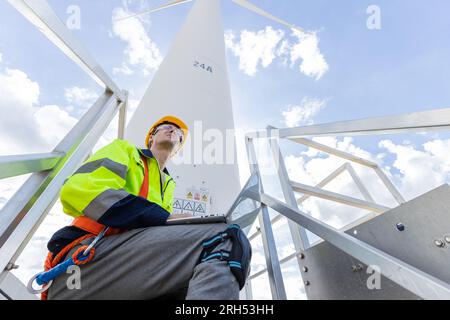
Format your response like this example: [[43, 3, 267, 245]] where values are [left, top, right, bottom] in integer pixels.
[[302, 184, 450, 299]]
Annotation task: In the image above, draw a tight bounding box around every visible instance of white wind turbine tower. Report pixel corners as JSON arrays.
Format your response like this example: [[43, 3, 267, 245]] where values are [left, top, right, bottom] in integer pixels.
[[123, 0, 308, 215]]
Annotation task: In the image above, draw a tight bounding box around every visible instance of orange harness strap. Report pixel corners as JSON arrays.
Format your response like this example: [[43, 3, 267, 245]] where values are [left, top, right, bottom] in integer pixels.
[[41, 153, 150, 300], [41, 233, 95, 300], [138, 153, 150, 199]]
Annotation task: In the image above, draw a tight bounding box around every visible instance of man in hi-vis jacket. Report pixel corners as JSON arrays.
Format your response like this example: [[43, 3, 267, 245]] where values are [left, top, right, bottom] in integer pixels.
[[44, 115, 251, 300]]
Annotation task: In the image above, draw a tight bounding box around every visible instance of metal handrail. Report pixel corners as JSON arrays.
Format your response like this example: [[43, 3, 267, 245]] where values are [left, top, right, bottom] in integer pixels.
[[0, 152, 64, 179], [0, 1, 130, 283], [240, 109, 450, 299], [277, 107, 450, 138], [246, 162, 382, 241], [290, 137, 378, 168], [0, 91, 125, 281], [245, 136, 287, 299], [290, 180, 390, 213], [7, 0, 125, 102]]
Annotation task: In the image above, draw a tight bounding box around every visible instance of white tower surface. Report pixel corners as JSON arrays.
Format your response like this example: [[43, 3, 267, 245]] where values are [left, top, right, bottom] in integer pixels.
[[125, 0, 241, 215]]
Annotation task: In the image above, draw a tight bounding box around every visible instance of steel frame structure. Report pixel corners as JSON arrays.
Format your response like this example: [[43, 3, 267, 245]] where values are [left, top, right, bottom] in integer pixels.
[[1, 0, 450, 301], [229, 113, 450, 300], [0, 0, 128, 296]]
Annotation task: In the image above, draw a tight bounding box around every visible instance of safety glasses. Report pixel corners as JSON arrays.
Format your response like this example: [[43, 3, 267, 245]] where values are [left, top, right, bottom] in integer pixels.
[[154, 124, 184, 142]]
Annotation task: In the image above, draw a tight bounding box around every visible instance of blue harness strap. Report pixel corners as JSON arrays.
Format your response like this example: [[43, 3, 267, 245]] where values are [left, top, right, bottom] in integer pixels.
[[28, 227, 108, 296], [198, 224, 252, 290], [36, 250, 91, 285]]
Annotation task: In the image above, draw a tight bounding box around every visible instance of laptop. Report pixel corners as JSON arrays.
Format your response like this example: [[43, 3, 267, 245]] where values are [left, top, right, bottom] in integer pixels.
[[165, 206, 259, 231], [166, 185, 260, 230], [165, 213, 227, 226]]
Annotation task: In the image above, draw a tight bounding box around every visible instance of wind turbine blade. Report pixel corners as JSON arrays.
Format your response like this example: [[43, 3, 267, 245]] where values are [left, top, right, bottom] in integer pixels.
[[114, 0, 192, 22], [232, 0, 306, 33]]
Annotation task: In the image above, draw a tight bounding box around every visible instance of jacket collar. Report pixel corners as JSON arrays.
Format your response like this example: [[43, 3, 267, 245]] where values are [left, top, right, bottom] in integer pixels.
[[138, 148, 170, 175]]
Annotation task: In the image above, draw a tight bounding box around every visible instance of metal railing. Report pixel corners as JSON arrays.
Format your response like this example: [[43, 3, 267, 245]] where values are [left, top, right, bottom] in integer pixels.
[[227, 108, 450, 300], [0, 0, 128, 290]]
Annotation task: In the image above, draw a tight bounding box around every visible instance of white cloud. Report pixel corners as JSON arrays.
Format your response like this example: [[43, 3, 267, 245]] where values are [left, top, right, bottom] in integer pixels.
[[35, 105, 78, 147], [0, 63, 79, 204], [113, 63, 134, 76], [0, 68, 45, 154], [288, 29, 329, 80], [64, 86, 97, 106], [379, 139, 450, 200], [225, 26, 285, 76], [0, 68, 40, 106], [225, 26, 328, 79], [282, 97, 327, 127], [112, 6, 162, 76], [0, 67, 79, 155]]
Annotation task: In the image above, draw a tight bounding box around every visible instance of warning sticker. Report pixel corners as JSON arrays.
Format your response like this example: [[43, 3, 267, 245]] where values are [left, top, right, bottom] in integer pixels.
[[194, 202, 206, 213], [173, 199, 182, 210], [183, 201, 194, 211], [173, 185, 211, 215]]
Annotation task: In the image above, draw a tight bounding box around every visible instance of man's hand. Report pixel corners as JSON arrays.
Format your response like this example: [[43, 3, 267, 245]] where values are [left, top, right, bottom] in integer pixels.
[[166, 213, 194, 221]]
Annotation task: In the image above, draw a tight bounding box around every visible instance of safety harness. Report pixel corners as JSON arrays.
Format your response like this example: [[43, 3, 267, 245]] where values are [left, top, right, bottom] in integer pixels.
[[197, 224, 252, 290]]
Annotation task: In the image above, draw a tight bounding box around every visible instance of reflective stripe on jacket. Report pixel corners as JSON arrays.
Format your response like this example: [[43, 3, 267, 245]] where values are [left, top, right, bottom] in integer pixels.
[[60, 139, 176, 222]]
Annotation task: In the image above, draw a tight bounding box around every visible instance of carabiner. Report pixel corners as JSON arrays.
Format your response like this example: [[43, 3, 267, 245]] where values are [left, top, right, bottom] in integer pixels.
[[82, 227, 109, 256]]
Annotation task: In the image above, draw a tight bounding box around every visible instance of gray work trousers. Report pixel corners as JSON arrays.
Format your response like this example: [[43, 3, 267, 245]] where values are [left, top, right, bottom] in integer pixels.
[[47, 222, 240, 300]]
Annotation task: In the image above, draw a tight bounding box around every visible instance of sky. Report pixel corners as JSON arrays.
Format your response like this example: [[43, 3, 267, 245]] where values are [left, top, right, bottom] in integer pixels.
[[1, 0, 450, 300]]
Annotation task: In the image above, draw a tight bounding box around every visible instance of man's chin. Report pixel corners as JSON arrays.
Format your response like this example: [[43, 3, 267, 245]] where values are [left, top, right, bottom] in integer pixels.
[[156, 141, 176, 151]]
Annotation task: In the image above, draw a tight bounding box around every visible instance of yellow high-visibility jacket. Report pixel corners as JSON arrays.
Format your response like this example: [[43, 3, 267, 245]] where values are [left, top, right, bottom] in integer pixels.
[[60, 139, 175, 228]]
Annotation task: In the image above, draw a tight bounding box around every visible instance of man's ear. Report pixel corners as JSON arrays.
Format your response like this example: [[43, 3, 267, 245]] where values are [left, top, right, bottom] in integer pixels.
[[148, 135, 153, 149]]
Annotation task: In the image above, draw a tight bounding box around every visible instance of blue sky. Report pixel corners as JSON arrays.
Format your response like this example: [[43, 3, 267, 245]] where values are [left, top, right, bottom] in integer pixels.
[[0, 0, 450, 159], [2, 1, 450, 125], [1, 0, 450, 299], [1, 1, 449, 126], [1, 0, 449, 168]]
